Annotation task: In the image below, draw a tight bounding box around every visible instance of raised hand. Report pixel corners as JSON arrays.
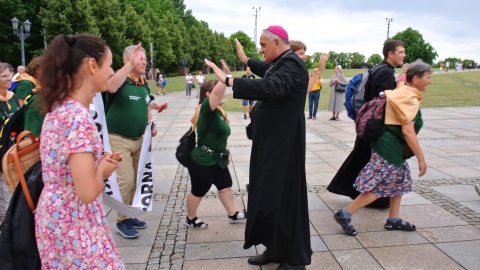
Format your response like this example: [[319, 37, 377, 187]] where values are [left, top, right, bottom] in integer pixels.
[[235, 38, 248, 64]]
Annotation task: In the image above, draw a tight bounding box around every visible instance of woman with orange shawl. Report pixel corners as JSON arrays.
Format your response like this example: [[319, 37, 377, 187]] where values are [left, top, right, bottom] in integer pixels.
[[334, 59, 432, 236]]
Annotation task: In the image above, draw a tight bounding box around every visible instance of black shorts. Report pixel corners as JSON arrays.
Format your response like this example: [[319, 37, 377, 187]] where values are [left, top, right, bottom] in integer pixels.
[[187, 157, 233, 197]]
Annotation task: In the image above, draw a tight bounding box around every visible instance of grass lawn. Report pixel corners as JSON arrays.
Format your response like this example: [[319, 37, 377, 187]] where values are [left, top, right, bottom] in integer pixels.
[[150, 69, 480, 112]]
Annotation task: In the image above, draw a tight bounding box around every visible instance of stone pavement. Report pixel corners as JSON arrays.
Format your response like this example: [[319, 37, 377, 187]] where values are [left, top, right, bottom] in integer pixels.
[[104, 89, 480, 270]]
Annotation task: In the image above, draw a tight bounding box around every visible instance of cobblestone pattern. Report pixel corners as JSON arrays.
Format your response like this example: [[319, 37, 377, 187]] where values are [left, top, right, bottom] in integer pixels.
[[148, 166, 189, 270], [415, 178, 480, 229], [147, 123, 480, 268]]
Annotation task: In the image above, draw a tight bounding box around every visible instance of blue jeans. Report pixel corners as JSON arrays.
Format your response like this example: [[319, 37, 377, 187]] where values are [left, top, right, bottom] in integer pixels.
[[308, 90, 320, 117]]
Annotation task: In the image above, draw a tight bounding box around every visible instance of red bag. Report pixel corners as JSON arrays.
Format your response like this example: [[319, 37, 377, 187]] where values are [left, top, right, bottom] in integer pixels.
[[355, 93, 387, 141]]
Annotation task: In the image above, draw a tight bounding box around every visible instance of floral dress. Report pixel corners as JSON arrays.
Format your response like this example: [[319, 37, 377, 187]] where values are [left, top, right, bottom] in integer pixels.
[[35, 100, 125, 269]]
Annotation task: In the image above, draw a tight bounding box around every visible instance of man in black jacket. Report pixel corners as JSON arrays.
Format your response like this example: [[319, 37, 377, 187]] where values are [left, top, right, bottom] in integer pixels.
[[327, 40, 406, 208]]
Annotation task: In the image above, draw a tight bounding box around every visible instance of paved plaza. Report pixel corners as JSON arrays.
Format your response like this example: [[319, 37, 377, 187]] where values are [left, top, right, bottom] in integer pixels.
[[105, 88, 480, 270]]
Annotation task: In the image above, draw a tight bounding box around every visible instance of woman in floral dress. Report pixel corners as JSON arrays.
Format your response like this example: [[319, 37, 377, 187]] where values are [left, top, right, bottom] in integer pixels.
[[333, 60, 432, 236], [35, 33, 125, 269]]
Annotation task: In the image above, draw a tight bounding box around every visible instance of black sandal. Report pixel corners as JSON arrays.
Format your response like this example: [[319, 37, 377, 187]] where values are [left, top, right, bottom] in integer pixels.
[[184, 216, 208, 229], [384, 219, 416, 231], [334, 211, 357, 236]]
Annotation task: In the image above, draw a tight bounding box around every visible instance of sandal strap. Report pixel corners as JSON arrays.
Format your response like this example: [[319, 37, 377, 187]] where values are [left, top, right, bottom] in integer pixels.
[[189, 217, 206, 228]]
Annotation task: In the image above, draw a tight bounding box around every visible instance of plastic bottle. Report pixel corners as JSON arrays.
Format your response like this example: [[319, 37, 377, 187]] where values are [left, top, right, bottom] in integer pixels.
[[9, 132, 17, 145]]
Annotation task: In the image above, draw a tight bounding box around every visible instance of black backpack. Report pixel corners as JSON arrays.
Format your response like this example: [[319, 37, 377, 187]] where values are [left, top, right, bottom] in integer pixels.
[[0, 161, 43, 270], [0, 94, 34, 168]]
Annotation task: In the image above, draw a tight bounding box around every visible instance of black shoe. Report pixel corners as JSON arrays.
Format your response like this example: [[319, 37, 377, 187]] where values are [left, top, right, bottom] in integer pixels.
[[277, 262, 306, 270], [333, 211, 357, 236], [248, 253, 279, 265], [244, 114, 247, 119]]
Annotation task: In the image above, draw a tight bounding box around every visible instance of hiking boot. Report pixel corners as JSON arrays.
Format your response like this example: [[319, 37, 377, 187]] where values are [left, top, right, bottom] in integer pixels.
[[127, 218, 147, 229], [115, 220, 139, 239]]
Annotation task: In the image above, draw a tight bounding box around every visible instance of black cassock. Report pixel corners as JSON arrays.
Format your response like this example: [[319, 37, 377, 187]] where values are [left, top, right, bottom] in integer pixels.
[[233, 50, 312, 265], [328, 61, 396, 207]]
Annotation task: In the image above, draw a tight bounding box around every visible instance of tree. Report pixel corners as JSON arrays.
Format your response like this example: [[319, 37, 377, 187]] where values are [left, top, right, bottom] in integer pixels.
[[0, 0, 26, 65], [367, 54, 383, 66], [348, 52, 365, 68], [91, 0, 128, 69], [39, 0, 74, 40], [389, 27, 438, 64]]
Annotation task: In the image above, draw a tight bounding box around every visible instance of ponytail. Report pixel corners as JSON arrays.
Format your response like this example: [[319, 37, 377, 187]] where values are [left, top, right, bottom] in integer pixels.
[[37, 33, 108, 112]]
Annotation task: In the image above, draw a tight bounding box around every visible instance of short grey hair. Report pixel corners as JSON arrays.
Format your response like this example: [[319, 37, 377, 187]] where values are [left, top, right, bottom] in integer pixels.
[[406, 59, 433, 83], [262, 29, 289, 45], [123, 45, 146, 59]]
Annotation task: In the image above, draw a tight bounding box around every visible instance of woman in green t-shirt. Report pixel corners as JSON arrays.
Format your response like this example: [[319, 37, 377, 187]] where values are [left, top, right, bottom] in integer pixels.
[[334, 59, 432, 236], [184, 59, 245, 229]]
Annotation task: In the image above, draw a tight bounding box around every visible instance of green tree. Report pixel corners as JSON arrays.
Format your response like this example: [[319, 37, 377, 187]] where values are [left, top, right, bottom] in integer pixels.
[[389, 27, 438, 64], [160, 13, 185, 73], [123, 3, 152, 45], [91, 0, 128, 69], [348, 52, 366, 68], [142, 5, 174, 71], [72, 0, 99, 35], [367, 54, 383, 66], [39, 0, 74, 40], [0, 0, 26, 65]]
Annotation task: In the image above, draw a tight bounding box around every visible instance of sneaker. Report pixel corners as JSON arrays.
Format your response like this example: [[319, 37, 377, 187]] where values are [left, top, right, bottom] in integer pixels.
[[127, 218, 147, 229], [115, 221, 139, 239], [228, 210, 246, 223], [244, 114, 247, 119], [184, 216, 208, 229]]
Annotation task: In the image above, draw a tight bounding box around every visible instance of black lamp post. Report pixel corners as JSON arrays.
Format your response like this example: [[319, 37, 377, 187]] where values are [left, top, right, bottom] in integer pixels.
[[11, 17, 32, 66]]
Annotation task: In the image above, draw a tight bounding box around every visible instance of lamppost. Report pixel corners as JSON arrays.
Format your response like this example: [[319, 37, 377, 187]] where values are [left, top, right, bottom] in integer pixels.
[[253, 7, 261, 46], [386, 18, 393, 40], [11, 17, 32, 66]]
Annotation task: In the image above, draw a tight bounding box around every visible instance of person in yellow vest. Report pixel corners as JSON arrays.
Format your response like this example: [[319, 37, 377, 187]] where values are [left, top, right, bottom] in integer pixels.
[[307, 71, 323, 120]]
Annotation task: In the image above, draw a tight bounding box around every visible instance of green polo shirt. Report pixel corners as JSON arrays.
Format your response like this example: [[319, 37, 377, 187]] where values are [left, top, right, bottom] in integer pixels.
[[372, 111, 423, 166], [0, 95, 20, 122], [14, 80, 34, 99], [106, 78, 151, 138], [190, 98, 231, 168], [24, 94, 45, 137]]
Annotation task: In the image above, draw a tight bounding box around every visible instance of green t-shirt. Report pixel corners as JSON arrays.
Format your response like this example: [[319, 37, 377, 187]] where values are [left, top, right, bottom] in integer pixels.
[[24, 94, 45, 137], [14, 80, 34, 99], [0, 95, 20, 122], [372, 110, 423, 166], [190, 98, 231, 168], [106, 78, 151, 138]]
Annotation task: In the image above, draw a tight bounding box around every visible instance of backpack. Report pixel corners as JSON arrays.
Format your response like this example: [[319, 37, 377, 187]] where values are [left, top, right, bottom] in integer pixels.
[[344, 70, 369, 120], [0, 160, 43, 270], [344, 63, 389, 120], [355, 92, 387, 141], [0, 93, 35, 167], [162, 79, 167, 86], [2, 130, 41, 193]]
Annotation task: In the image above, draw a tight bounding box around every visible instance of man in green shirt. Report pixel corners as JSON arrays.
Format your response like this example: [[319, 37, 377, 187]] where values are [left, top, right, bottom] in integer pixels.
[[106, 44, 165, 239]]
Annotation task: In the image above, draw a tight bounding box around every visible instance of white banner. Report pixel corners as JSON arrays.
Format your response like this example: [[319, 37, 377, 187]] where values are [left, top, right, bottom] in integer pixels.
[[132, 122, 154, 211], [91, 93, 153, 213]]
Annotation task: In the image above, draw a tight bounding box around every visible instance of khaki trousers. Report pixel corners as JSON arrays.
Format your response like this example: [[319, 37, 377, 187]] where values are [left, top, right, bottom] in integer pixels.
[[109, 134, 144, 223]]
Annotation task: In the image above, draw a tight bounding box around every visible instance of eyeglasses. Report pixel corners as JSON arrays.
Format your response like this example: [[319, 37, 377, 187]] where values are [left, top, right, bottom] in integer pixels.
[[0, 74, 13, 80]]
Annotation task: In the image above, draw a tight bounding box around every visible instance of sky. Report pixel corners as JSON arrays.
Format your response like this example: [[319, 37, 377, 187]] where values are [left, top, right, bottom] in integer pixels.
[[183, 0, 480, 62]]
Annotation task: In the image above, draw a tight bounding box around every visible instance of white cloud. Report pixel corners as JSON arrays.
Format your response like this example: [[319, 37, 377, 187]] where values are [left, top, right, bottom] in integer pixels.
[[184, 0, 480, 62]]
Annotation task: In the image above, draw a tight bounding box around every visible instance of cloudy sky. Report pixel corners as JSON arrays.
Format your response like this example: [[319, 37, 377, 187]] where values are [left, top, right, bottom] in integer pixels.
[[183, 0, 479, 62]]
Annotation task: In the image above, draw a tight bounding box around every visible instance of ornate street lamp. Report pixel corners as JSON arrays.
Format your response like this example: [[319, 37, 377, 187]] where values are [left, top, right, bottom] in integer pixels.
[[11, 17, 32, 66]]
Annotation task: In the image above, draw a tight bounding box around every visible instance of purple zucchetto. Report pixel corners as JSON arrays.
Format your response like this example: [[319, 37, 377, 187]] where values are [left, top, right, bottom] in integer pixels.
[[266, 25, 289, 41]]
